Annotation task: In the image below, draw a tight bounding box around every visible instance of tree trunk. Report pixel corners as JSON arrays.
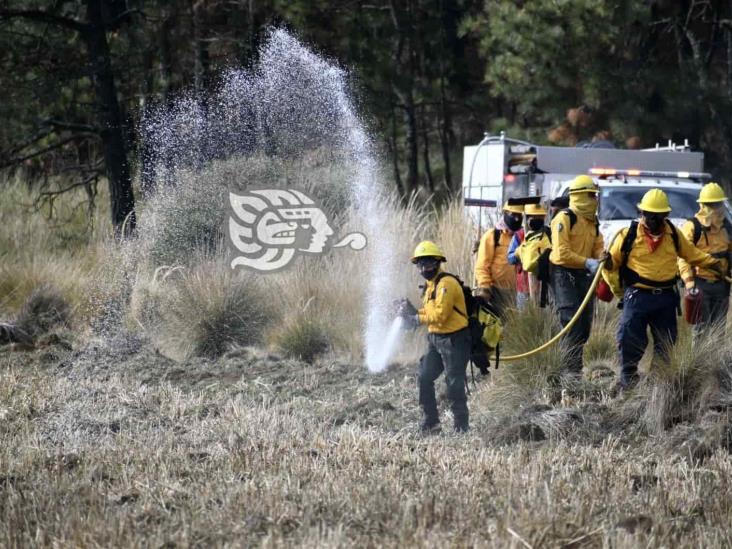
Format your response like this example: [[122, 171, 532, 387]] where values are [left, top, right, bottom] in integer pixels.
[[390, 103, 404, 197], [403, 93, 419, 196], [421, 105, 434, 193], [192, 1, 210, 93], [83, 0, 136, 237]]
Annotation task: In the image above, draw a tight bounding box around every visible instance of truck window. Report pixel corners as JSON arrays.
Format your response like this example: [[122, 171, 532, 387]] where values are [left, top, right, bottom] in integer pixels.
[[598, 186, 699, 220]]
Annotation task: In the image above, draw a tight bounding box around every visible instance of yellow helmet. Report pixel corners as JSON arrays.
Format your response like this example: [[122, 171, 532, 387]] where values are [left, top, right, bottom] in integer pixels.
[[411, 240, 446, 263], [503, 202, 525, 214], [637, 189, 671, 213], [568, 175, 598, 194], [698, 182, 727, 203], [524, 203, 547, 217]]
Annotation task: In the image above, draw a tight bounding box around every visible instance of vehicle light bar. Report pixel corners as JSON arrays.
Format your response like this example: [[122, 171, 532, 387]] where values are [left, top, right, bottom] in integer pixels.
[[589, 167, 711, 179]]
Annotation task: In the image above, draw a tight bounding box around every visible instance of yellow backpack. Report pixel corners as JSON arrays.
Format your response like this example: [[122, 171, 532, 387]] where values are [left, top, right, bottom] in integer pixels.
[[517, 228, 552, 274], [476, 303, 502, 351]]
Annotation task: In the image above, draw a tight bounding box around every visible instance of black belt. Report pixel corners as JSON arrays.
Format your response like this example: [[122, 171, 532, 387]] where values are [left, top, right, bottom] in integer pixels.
[[629, 285, 676, 295]]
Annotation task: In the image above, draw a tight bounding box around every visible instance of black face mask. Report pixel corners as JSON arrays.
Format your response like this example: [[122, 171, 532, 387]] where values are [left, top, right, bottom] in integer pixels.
[[417, 258, 440, 280], [643, 213, 666, 235], [528, 218, 545, 231], [503, 212, 523, 232]]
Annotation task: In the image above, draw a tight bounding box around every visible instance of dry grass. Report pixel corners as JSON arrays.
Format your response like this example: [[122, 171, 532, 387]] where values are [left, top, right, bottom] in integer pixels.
[[5, 175, 732, 546], [3, 342, 732, 547]]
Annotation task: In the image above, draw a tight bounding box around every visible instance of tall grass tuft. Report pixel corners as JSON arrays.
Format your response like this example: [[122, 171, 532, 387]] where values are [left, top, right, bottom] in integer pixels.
[[615, 321, 732, 435], [132, 258, 274, 362], [271, 311, 330, 363]]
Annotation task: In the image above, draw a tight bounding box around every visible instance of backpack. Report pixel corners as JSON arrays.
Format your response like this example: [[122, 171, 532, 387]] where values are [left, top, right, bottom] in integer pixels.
[[428, 272, 503, 371], [688, 216, 732, 275], [561, 208, 601, 236], [517, 226, 552, 274], [619, 219, 680, 288], [689, 216, 732, 246]]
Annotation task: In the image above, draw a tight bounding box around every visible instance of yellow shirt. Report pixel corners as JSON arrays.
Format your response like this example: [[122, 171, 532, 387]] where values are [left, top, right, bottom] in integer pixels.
[[417, 272, 469, 334], [678, 216, 732, 282], [549, 210, 604, 269], [605, 221, 717, 294], [474, 229, 516, 289]]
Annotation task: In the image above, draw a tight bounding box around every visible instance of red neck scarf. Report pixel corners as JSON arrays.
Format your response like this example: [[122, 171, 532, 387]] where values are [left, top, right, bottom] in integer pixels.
[[641, 224, 664, 253]]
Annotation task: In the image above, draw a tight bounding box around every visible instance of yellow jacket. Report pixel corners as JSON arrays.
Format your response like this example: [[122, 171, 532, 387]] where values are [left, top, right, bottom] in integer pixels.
[[417, 271, 469, 334], [605, 221, 717, 295], [678, 215, 732, 283], [474, 229, 516, 289], [549, 210, 604, 269]]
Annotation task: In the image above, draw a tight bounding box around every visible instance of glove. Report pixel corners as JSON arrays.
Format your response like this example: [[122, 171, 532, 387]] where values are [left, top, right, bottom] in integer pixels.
[[401, 314, 420, 330], [475, 287, 492, 303], [395, 298, 417, 318], [684, 279, 696, 291], [600, 251, 613, 271], [585, 258, 601, 274]]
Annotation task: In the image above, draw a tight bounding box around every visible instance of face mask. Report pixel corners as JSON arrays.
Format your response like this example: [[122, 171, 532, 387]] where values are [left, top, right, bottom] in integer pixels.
[[503, 212, 523, 232], [569, 192, 598, 219], [643, 213, 666, 235], [699, 203, 725, 227], [528, 218, 545, 231], [417, 258, 440, 280]]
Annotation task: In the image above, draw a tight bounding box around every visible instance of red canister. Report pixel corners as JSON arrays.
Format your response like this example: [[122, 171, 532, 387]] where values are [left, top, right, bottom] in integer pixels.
[[596, 279, 614, 302], [684, 287, 703, 325]]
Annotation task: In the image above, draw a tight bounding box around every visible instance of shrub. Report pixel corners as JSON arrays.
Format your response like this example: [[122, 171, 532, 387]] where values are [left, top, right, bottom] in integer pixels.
[[272, 313, 330, 363], [135, 259, 273, 362]]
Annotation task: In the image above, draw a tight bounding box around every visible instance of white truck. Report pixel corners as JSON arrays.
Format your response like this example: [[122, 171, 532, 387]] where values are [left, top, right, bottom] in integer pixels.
[[462, 133, 716, 243]]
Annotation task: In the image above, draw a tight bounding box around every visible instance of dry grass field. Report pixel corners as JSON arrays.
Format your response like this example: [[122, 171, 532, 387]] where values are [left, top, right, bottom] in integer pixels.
[[2, 178, 732, 547]]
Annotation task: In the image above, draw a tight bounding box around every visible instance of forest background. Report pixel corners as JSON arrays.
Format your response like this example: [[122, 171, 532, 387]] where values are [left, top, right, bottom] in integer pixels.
[[2, 0, 731, 232]]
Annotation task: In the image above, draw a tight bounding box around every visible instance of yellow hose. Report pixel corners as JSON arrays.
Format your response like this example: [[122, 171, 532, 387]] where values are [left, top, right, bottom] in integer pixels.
[[497, 260, 607, 362]]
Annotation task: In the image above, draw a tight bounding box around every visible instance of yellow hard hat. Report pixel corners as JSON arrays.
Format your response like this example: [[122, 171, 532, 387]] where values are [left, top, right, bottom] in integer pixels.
[[411, 240, 446, 263], [525, 203, 547, 216], [637, 188, 671, 213], [503, 202, 525, 214], [568, 175, 598, 194], [698, 182, 727, 203]]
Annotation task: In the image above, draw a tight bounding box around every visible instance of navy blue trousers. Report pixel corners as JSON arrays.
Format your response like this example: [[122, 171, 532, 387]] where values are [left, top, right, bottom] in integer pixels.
[[617, 287, 678, 386]]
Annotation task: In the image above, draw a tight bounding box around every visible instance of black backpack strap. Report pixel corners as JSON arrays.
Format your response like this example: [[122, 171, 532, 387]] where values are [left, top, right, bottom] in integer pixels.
[[620, 220, 679, 288], [620, 221, 638, 269], [429, 272, 469, 318], [666, 219, 680, 254], [562, 208, 577, 229], [493, 228, 502, 249], [689, 217, 703, 245], [429, 272, 450, 300], [562, 207, 599, 235]]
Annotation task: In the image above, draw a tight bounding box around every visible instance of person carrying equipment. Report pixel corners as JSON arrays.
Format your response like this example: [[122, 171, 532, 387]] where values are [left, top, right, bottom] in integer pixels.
[[549, 175, 605, 376], [511, 202, 551, 307], [474, 202, 524, 317], [399, 241, 471, 434], [603, 189, 725, 390], [678, 182, 732, 337]]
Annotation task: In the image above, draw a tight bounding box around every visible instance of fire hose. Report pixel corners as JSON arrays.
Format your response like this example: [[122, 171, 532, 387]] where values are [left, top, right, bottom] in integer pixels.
[[496, 259, 607, 362], [497, 264, 732, 362]]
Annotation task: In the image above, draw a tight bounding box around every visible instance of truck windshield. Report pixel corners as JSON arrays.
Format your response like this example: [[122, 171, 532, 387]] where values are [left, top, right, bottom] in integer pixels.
[[598, 186, 699, 220]]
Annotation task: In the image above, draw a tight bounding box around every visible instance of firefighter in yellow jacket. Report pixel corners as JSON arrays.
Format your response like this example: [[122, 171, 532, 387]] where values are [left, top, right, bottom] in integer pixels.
[[603, 189, 724, 389], [678, 182, 732, 337], [474, 202, 524, 317], [549, 175, 604, 375], [400, 241, 470, 433]]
